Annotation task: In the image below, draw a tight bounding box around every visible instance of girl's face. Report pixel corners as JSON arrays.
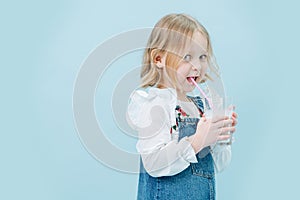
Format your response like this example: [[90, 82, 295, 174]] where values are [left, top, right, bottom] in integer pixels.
[[175, 31, 209, 94]]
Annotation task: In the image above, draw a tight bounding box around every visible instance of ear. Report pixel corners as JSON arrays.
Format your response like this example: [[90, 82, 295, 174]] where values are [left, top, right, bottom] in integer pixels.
[[151, 49, 166, 69]]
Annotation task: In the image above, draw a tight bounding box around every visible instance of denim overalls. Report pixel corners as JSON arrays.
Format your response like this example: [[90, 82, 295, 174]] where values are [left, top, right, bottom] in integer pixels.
[[137, 96, 215, 200]]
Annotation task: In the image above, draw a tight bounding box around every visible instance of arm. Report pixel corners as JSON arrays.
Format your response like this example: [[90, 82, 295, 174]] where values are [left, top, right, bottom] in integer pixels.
[[136, 105, 198, 177]]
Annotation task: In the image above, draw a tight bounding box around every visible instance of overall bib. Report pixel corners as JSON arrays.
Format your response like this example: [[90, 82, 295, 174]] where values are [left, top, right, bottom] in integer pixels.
[[137, 96, 215, 200]]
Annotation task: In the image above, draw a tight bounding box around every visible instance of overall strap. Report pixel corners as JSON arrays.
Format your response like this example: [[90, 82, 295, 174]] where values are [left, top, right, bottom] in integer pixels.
[[186, 96, 213, 161], [187, 96, 204, 117], [170, 96, 205, 134]]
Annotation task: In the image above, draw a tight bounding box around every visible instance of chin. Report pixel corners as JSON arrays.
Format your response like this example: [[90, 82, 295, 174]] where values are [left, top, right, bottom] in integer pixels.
[[182, 85, 195, 93]]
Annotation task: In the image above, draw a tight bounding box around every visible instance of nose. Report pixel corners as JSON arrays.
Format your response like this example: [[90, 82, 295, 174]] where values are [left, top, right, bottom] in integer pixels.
[[191, 62, 208, 78], [191, 62, 201, 72]]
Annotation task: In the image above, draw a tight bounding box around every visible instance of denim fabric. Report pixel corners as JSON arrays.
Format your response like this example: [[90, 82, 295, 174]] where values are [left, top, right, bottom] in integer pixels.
[[137, 96, 215, 200]]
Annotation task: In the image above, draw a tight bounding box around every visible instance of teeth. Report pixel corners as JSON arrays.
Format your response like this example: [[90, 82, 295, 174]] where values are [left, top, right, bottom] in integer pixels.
[[187, 76, 198, 82]]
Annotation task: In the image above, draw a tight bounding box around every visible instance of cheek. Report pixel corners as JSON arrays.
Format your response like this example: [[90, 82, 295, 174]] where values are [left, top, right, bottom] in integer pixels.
[[176, 69, 189, 82], [177, 64, 190, 76], [176, 72, 185, 83], [200, 64, 208, 74]]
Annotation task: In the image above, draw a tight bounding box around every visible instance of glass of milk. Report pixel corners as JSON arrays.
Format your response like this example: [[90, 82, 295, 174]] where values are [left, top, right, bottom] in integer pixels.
[[203, 96, 234, 144]]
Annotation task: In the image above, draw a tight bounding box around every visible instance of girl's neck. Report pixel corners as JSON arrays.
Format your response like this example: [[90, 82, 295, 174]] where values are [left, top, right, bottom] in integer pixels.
[[177, 90, 190, 102]]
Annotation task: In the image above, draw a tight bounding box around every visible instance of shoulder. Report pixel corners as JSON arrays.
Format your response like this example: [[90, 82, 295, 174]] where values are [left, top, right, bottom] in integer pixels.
[[129, 87, 177, 107], [127, 87, 177, 128]]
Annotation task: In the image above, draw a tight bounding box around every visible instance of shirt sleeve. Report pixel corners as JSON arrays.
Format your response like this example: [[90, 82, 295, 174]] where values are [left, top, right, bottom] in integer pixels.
[[210, 143, 232, 173], [127, 88, 198, 177]]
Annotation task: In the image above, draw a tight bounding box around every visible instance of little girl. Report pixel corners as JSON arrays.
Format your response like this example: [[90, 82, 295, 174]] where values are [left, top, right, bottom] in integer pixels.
[[127, 13, 238, 200]]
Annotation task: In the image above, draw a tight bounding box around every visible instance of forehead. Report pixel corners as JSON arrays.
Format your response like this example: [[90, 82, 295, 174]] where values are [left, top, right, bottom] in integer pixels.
[[187, 31, 208, 53]]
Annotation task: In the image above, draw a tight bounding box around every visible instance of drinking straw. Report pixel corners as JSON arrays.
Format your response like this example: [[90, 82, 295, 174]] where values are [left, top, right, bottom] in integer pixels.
[[189, 77, 213, 109]]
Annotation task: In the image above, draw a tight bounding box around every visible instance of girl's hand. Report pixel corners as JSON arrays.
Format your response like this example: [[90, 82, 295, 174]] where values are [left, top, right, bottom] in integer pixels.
[[188, 115, 235, 154], [231, 111, 238, 128]]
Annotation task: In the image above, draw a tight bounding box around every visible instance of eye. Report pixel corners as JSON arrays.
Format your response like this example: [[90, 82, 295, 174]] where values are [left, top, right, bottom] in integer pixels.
[[199, 54, 208, 61], [183, 54, 192, 62]]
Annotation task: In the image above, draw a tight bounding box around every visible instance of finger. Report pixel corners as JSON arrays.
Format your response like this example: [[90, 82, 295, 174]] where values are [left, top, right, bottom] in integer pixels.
[[230, 115, 237, 125], [232, 119, 238, 126], [217, 134, 231, 141], [232, 112, 238, 118], [199, 116, 207, 123], [214, 119, 233, 128], [219, 126, 235, 134], [211, 115, 229, 123], [230, 127, 236, 133]]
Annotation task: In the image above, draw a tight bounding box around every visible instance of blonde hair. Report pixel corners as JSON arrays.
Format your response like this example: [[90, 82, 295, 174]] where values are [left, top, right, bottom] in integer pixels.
[[140, 13, 219, 88]]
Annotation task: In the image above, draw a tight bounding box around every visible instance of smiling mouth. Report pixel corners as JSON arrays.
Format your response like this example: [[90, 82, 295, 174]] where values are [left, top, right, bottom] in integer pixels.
[[187, 76, 199, 83]]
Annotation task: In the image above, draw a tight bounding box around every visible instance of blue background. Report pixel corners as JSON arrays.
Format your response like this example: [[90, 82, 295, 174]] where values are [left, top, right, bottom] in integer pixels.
[[1, 0, 300, 199]]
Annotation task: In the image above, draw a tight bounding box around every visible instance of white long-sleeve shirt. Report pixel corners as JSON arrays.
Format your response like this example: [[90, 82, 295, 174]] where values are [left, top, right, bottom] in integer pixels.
[[127, 87, 232, 177]]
